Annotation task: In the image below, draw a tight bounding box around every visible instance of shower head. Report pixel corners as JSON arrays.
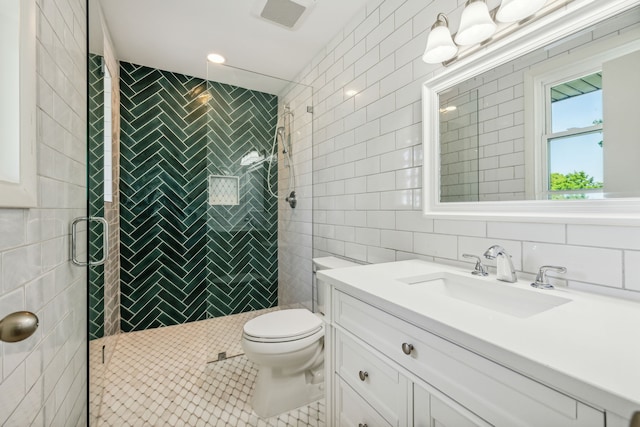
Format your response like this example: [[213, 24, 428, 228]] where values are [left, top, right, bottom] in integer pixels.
[[277, 127, 287, 153]]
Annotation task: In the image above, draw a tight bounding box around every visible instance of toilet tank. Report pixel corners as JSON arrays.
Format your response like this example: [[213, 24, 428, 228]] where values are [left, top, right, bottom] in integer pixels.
[[312, 257, 360, 316]]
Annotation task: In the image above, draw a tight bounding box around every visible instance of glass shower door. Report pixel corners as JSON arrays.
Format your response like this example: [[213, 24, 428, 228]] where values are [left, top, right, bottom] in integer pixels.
[[205, 78, 278, 322], [204, 62, 314, 362], [88, 4, 121, 420]]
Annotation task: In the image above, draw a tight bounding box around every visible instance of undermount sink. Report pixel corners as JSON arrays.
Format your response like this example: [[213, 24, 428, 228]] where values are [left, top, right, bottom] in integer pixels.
[[398, 272, 571, 318]]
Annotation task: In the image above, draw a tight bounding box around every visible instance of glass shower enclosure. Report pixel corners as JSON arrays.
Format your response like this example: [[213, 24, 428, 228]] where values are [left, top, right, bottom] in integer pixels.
[[204, 62, 314, 361], [88, 5, 314, 417]]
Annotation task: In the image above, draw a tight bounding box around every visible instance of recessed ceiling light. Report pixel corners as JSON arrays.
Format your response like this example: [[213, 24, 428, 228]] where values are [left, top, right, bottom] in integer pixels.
[[207, 53, 226, 64]]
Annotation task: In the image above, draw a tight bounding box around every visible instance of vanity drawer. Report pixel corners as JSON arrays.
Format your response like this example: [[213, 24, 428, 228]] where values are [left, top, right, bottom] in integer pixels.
[[335, 329, 408, 426], [336, 376, 393, 427], [334, 290, 604, 427]]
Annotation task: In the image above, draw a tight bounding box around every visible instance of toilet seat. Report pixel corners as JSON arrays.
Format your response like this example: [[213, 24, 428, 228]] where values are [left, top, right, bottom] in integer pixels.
[[243, 309, 323, 343]]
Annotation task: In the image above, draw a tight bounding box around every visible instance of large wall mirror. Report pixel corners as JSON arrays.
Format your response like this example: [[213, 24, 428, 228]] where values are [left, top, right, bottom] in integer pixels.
[[423, 0, 640, 223], [0, 0, 37, 207]]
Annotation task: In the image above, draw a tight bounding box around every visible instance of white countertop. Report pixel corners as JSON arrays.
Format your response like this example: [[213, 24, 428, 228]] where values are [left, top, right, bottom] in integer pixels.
[[317, 259, 640, 419]]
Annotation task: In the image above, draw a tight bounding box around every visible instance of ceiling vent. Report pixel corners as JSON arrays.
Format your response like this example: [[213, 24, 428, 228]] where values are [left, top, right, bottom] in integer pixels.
[[259, 0, 315, 29]]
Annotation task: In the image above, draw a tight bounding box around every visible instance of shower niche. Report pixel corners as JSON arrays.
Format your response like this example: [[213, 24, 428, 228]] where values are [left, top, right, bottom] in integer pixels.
[[208, 175, 240, 206]]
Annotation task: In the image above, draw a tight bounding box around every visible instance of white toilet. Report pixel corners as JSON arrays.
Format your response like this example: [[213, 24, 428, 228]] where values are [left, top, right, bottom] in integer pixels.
[[241, 256, 359, 418]]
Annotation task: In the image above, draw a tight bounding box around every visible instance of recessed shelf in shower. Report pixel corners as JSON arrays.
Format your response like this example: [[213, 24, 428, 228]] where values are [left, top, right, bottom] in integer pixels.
[[208, 175, 239, 206]]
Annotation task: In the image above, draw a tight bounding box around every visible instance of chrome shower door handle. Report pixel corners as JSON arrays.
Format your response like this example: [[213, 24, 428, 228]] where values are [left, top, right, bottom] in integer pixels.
[[71, 216, 109, 266]]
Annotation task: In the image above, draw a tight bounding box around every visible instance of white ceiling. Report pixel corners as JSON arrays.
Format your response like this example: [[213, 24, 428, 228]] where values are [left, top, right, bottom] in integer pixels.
[[95, 0, 369, 94]]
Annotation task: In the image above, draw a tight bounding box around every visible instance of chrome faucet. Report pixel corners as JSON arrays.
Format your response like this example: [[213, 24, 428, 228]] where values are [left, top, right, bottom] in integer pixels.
[[483, 245, 517, 283]]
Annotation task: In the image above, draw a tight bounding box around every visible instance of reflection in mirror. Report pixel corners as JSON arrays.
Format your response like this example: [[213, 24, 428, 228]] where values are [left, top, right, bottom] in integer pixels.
[[439, 88, 479, 202], [436, 5, 640, 203]]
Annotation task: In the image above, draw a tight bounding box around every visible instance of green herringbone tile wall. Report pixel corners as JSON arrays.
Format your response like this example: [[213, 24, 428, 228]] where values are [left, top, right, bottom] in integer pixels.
[[120, 62, 278, 332], [89, 54, 105, 340], [206, 80, 278, 317]]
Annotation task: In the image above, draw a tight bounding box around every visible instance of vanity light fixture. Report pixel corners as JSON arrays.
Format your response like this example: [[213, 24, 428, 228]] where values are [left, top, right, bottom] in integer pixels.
[[207, 53, 226, 64], [422, 0, 554, 65], [454, 0, 496, 46], [422, 14, 458, 63]]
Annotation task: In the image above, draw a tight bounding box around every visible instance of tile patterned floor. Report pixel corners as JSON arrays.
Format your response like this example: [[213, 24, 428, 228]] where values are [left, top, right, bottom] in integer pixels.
[[90, 308, 325, 426]]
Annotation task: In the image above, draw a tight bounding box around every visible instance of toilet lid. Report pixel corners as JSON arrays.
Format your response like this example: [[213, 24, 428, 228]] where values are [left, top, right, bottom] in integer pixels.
[[243, 309, 322, 340]]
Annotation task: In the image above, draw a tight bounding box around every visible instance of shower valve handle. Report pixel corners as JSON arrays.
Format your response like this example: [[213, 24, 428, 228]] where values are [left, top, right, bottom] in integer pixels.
[[286, 191, 297, 209]]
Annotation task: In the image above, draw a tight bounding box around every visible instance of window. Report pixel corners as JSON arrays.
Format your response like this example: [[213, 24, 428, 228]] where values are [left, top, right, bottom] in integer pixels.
[[544, 72, 603, 199], [0, 0, 37, 207], [104, 64, 113, 202]]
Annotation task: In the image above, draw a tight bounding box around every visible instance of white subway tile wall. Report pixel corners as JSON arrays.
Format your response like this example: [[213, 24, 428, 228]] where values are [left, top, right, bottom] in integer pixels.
[[0, 0, 87, 424], [307, 0, 640, 298]]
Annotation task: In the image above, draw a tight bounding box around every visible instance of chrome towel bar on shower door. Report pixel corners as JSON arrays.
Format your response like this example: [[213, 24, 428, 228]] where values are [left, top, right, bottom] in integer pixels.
[[71, 216, 109, 266]]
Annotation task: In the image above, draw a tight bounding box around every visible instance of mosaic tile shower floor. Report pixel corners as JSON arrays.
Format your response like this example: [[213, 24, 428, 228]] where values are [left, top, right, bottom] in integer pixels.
[[90, 308, 325, 426]]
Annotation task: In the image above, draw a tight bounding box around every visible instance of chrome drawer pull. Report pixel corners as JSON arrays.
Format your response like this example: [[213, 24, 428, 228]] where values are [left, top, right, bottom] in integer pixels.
[[358, 370, 369, 381], [402, 342, 414, 355]]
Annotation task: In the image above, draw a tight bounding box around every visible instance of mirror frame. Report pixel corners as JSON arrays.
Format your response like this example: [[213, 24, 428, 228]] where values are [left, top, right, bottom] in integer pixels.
[[422, 0, 640, 225], [0, 0, 37, 208]]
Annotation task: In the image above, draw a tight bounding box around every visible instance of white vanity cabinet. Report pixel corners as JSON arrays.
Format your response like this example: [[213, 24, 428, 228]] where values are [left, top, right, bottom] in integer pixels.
[[414, 384, 490, 427], [335, 328, 409, 426], [335, 376, 394, 427], [328, 289, 605, 427]]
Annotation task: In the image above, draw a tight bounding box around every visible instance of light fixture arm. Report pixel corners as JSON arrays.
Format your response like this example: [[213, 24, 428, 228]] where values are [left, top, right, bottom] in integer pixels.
[[432, 13, 449, 30]]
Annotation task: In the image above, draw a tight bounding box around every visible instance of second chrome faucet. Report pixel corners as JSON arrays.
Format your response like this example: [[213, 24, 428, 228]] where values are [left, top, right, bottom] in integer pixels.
[[483, 245, 517, 283]]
